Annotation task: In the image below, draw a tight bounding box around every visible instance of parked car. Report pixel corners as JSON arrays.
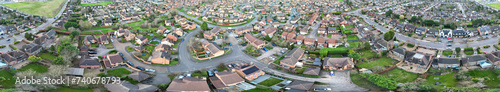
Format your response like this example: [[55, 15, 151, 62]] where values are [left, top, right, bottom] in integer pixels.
[[313, 88, 331, 91], [272, 43, 277, 46], [89, 55, 95, 57], [186, 73, 192, 77], [223, 47, 229, 50], [136, 66, 145, 71], [89, 49, 95, 51], [227, 65, 233, 69], [330, 71, 335, 76], [263, 48, 269, 51], [231, 63, 237, 67], [7, 39, 10, 41], [207, 70, 214, 77], [145, 69, 155, 72], [126, 61, 134, 66], [123, 57, 127, 60], [228, 43, 232, 46], [88, 52, 97, 54], [213, 69, 218, 73], [119, 52, 123, 56]]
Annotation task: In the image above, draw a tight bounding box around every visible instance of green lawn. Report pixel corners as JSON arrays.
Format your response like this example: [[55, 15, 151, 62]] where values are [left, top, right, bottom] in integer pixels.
[[93, 31, 103, 34], [468, 70, 500, 88], [39, 53, 57, 60], [102, 29, 115, 33], [0, 70, 16, 88], [105, 44, 114, 49], [81, 2, 114, 6], [346, 35, 359, 41], [2, 0, 66, 17], [464, 51, 474, 55], [150, 41, 159, 45], [357, 56, 395, 69], [442, 51, 453, 56], [487, 3, 500, 9], [382, 68, 419, 83], [19, 63, 49, 73], [344, 25, 355, 29], [258, 77, 283, 86], [192, 70, 208, 77], [53, 87, 93, 92], [348, 41, 362, 48], [107, 68, 131, 77], [242, 88, 273, 92], [294, 67, 307, 73], [126, 47, 135, 52], [360, 50, 377, 59], [425, 72, 457, 87]]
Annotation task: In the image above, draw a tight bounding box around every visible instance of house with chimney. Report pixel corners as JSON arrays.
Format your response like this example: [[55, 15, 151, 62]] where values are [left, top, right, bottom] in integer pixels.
[[234, 64, 265, 81], [209, 71, 245, 89], [262, 27, 277, 37], [461, 55, 489, 68], [244, 34, 265, 49], [433, 58, 460, 68], [135, 35, 148, 45], [103, 53, 125, 69]]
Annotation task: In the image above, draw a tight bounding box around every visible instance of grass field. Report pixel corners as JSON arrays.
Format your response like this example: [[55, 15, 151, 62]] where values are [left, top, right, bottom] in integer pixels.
[[0, 70, 16, 88], [348, 41, 362, 48], [357, 56, 395, 69], [382, 68, 418, 83], [39, 53, 57, 60], [360, 50, 377, 59], [351, 74, 384, 91], [442, 50, 453, 56], [2, 0, 67, 17], [468, 70, 500, 88], [346, 35, 359, 41], [258, 77, 283, 86], [81, 2, 114, 6], [107, 68, 131, 77], [19, 63, 49, 73], [425, 72, 457, 87], [487, 3, 500, 9]]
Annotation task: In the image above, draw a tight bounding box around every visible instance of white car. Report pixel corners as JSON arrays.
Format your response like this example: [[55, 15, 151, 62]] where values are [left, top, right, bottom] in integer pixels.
[[145, 69, 155, 72]]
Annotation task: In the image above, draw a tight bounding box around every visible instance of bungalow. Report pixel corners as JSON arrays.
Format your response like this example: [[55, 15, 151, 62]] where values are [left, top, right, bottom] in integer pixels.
[[485, 51, 500, 65], [327, 27, 338, 34], [127, 72, 151, 82], [166, 77, 210, 92], [467, 29, 479, 37], [184, 22, 197, 30], [1, 50, 27, 65], [201, 41, 224, 57], [105, 81, 158, 92], [280, 48, 305, 69], [209, 71, 245, 89], [290, 17, 300, 24], [285, 81, 314, 91], [327, 39, 338, 48], [317, 28, 326, 35], [135, 35, 148, 45], [244, 34, 265, 49], [262, 27, 277, 37], [296, 35, 305, 45], [433, 58, 460, 68], [389, 47, 406, 61], [323, 57, 354, 70], [304, 38, 315, 46], [404, 24, 416, 33], [462, 55, 488, 67], [283, 24, 296, 31], [372, 38, 390, 53], [20, 43, 42, 56], [157, 26, 167, 33], [440, 29, 453, 38], [234, 64, 265, 81], [79, 56, 101, 69], [151, 50, 171, 64], [103, 53, 124, 69], [415, 27, 427, 36], [172, 28, 184, 36], [299, 26, 309, 35], [404, 51, 434, 71], [395, 23, 405, 32]]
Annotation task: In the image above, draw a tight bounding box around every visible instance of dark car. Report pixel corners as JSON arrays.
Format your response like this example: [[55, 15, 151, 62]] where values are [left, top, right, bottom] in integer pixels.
[[136, 66, 145, 71], [213, 69, 218, 73], [127, 61, 134, 66], [231, 63, 237, 67], [89, 49, 95, 51], [272, 43, 277, 46], [123, 57, 127, 60], [88, 52, 97, 54], [228, 43, 232, 46], [6, 39, 10, 41], [207, 70, 214, 77], [89, 55, 95, 57]]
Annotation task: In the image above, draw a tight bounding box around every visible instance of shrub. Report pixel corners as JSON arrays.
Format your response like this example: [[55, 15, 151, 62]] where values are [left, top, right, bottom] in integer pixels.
[[407, 43, 415, 47], [0, 45, 5, 48], [472, 78, 479, 83], [9, 45, 17, 50], [361, 73, 397, 90], [484, 45, 490, 48], [464, 47, 474, 51], [14, 41, 20, 44]]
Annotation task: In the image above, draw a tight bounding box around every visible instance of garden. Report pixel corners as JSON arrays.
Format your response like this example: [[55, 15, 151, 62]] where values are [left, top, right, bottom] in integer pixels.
[[258, 77, 284, 86], [381, 68, 419, 83], [442, 50, 453, 56], [0, 70, 16, 88], [19, 63, 49, 73], [357, 56, 396, 70], [107, 68, 131, 77], [464, 47, 474, 55]]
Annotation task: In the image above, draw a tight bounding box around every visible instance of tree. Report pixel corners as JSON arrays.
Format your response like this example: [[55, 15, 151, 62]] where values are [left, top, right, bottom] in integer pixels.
[[385, 9, 393, 17], [264, 35, 272, 41], [64, 22, 79, 29], [97, 73, 107, 77], [348, 53, 361, 60], [52, 56, 65, 65], [70, 31, 80, 38], [57, 41, 79, 63], [363, 42, 371, 50], [399, 15, 404, 20], [409, 16, 419, 23], [201, 22, 208, 30], [384, 30, 395, 41], [28, 56, 41, 62], [79, 20, 93, 30], [455, 47, 461, 54], [157, 83, 169, 91], [24, 33, 34, 40]]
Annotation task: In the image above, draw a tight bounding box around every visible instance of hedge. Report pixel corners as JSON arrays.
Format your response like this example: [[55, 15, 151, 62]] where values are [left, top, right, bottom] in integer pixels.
[[484, 45, 490, 48], [407, 43, 415, 47], [9, 45, 17, 50], [0, 45, 5, 48], [464, 47, 474, 51], [14, 41, 20, 44], [361, 73, 397, 90]]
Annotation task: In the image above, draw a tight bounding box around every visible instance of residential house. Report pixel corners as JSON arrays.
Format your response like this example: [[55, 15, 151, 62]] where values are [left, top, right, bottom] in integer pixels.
[[20, 43, 42, 56], [209, 71, 245, 89], [389, 47, 406, 61], [415, 27, 427, 36], [244, 34, 265, 49], [462, 55, 488, 67], [105, 81, 158, 92], [317, 28, 326, 35], [426, 29, 439, 37], [317, 38, 326, 48], [98, 35, 109, 44], [285, 81, 314, 91], [485, 51, 500, 65], [283, 24, 295, 32], [172, 28, 184, 36], [1, 50, 27, 65], [201, 41, 224, 57], [302, 68, 320, 76], [372, 38, 390, 53], [135, 35, 148, 45], [404, 51, 434, 71], [404, 24, 416, 33], [327, 27, 338, 34], [304, 38, 315, 46], [234, 64, 265, 81], [327, 39, 338, 48], [467, 29, 480, 37], [323, 57, 354, 70], [183, 22, 197, 30], [167, 77, 210, 92], [299, 26, 309, 35], [453, 28, 467, 38], [296, 35, 305, 45], [433, 58, 460, 68], [151, 50, 171, 64], [440, 29, 452, 38], [127, 72, 150, 82], [478, 26, 491, 35], [395, 23, 405, 32], [79, 56, 101, 69], [103, 53, 124, 69], [290, 17, 300, 24], [262, 27, 277, 37], [234, 25, 253, 35], [204, 27, 223, 39], [280, 48, 305, 69], [83, 36, 97, 45], [491, 25, 500, 34]]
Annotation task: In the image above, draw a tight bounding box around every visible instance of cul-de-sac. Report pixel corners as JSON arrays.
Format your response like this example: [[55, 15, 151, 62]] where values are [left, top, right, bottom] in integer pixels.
[[1, 0, 500, 91]]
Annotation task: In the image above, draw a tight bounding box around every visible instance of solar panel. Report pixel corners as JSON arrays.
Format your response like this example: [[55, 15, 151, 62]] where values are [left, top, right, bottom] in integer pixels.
[[243, 66, 259, 75]]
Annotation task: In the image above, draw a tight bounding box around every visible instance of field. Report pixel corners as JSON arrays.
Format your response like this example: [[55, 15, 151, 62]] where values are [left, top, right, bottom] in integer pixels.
[[39, 53, 57, 60], [19, 63, 49, 73], [381, 68, 419, 83], [442, 51, 453, 56], [487, 3, 500, 9], [468, 70, 500, 87], [346, 35, 359, 41], [2, 0, 67, 17], [425, 72, 457, 87], [360, 50, 377, 59], [81, 2, 114, 6]]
